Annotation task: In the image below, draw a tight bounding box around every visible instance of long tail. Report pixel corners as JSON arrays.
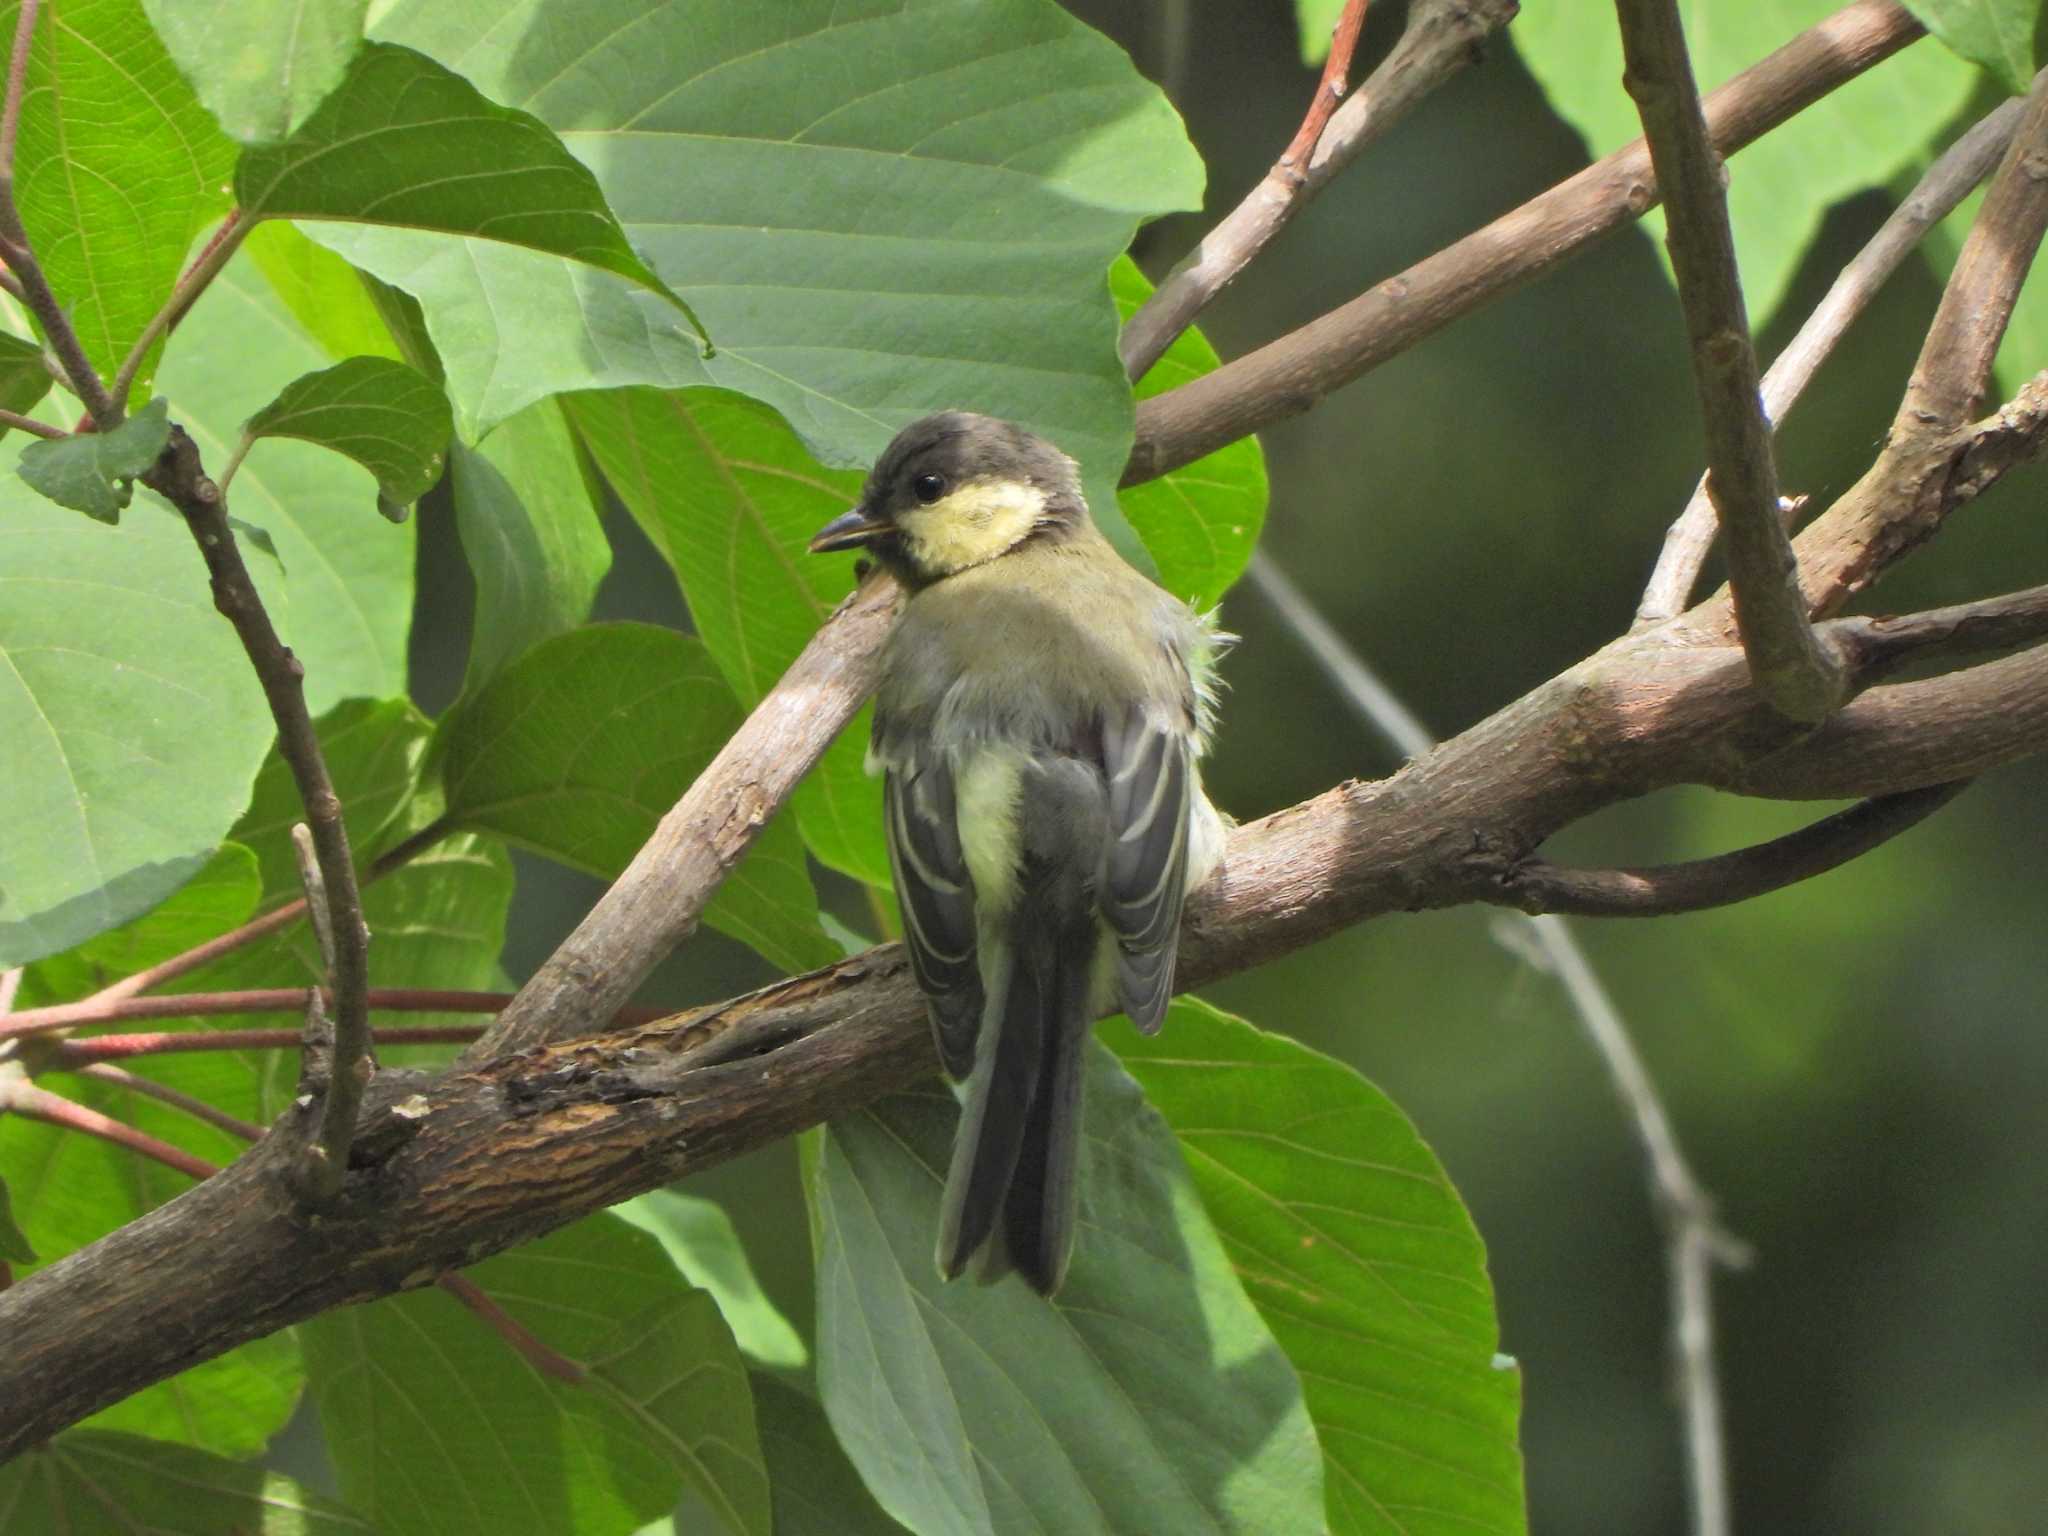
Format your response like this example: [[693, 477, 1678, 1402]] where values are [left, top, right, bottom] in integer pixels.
[[935, 914, 1094, 1295]]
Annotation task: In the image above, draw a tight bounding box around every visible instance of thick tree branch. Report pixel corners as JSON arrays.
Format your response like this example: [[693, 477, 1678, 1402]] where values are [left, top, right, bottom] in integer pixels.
[[1502, 781, 1964, 917], [1636, 98, 2024, 628], [471, 573, 899, 1060], [144, 427, 371, 1202], [1123, 0, 1924, 485], [1120, 0, 1519, 378]]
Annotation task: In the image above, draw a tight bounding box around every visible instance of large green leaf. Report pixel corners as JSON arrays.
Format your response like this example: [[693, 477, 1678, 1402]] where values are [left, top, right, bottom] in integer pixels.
[[451, 398, 612, 691], [1904, 0, 2042, 93], [564, 387, 888, 888], [614, 1189, 809, 1370], [243, 356, 452, 511], [243, 219, 403, 366], [1112, 1000, 1527, 1536], [808, 1047, 1325, 1536], [143, 0, 368, 142], [1111, 258, 1268, 609], [16, 396, 171, 522], [238, 41, 679, 302], [157, 248, 418, 709], [311, 0, 1202, 528], [7, 0, 237, 394], [304, 1213, 770, 1536], [0, 1175, 35, 1264], [0, 332, 53, 440], [753, 1376, 909, 1536], [1514, 2, 1981, 328], [0, 1431, 374, 1533], [0, 456, 271, 967], [436, 622, 839, 973]]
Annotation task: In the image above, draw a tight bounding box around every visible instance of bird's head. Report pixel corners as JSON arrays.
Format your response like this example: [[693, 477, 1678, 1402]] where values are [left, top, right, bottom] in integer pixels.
[[808, 412, 1087, 585]]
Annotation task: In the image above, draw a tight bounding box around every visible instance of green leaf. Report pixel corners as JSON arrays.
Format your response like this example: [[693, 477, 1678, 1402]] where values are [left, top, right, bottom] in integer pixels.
[[76, 842, 261, 977], [244, 356, 451, 509], [7, 0, 237, 394], [157, 247, 417, 710], [16, 397, 171, 521], [437, 622, 839, 973], [237, 41, 680, 305], [0, 1174, 35, 1263], [752, 1376, 909, 1536], [143, 0, 368, 142], [305, 1213, 770, 1536], [315, 0, 1203, 531], [1903, 0, 2042, 93], [0, 455, 272, 968], [809, 1046, 1325, 1536], [614, 1189, 809, 1370], [563, 387, 888, 889], [0, 331, 51, 440], [1513, 1, 1982, 326], [1113, 999, 1528, 1536], [244, 220, 403, 365], [451, 398, 612, 691], [1112, 258, 1268, 608], [0, 1431, 374, 1533]]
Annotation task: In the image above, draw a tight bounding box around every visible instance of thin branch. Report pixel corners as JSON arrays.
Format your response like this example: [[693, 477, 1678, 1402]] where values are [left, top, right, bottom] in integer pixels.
[[108, 211, 249, 408], [1280, 0, 1370, 173], [64, 1063, 266, 1143], [0, 0, 116, 426], [1901, 69, 2048, 432], [0, 0, 36, 177], [0, 405, 62, 439], [0, 989, 671, 1043], [436, 1273, 587, 1385], [51, 1026, 484, 1063], [0, 1076, 221, 1184], [81, 819, 451, 1009], [1636, 97, 2024, 628], [471, 572, 900, 1060], [1502, 781, 1966, 916], [1249, 547, 1746, 1536], [0, 263, 22, 301], [1124, 0, 1926, 485], [144, 426, 370, 1202], [1120, 0, 1516, 379], [0, 968, 20, 1014], [1617, 0, 1843, 725]]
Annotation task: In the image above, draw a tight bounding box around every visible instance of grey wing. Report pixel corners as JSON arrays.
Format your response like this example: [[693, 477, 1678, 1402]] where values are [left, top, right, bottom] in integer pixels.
[[1101, 707, 1195, 1035], [884, 756, 982, 1078]]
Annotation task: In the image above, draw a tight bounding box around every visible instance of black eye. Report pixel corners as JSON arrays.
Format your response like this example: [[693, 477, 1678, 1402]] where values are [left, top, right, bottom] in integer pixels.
[[911, 472, 946, 504]]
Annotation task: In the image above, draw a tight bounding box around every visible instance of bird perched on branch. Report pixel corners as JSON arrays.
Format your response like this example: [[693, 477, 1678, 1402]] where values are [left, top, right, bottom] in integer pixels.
[[809, 412, 1229, 1295]]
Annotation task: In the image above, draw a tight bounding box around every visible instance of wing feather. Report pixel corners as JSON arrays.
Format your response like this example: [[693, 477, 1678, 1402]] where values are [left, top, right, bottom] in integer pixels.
[[1101, 708, 1195, 1034], [884, 758, 982, 1077]]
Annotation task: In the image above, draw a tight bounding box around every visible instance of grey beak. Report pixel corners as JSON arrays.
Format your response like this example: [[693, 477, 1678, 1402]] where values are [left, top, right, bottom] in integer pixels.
[[808, 504, 891, 553]]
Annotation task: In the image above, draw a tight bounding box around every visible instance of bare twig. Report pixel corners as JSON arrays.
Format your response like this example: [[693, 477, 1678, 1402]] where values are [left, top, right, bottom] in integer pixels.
[[51, 1026, 484, 1062], [0, 1074, 221, 1184], [0, 968, 20, 1014], [0, 989, 662, 1042], [436, 1273, 587, 1385], [1902, 70, 2048, 431], [1124, 0, 1926, 485], [1121, 0, 1517, 379], [1618, 0, 1844, 725], [64, 1063, 266, 1143], [108, 212, 249, 408], [1280, 0, 1371, 174], [0, 405, 62, 439], [0, 0, 116, 426], [470, 572, 900, 1060], [144, 427, 370, 1202], [1502, 781, 1965, 916], [81, 820, 450, 1010], [1636, 98, 2024, 627], [1248, 548, 1747, 1536]]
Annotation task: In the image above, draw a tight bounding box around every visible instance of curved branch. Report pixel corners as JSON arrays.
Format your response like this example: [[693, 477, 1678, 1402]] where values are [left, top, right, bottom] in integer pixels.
[[1123, 0, 1924, 485], [1502, 781, 1965, 917]]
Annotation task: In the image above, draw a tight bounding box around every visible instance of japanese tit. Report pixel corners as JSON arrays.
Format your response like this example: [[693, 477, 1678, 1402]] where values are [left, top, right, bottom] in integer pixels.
[[810, 412, 1228, 1295]]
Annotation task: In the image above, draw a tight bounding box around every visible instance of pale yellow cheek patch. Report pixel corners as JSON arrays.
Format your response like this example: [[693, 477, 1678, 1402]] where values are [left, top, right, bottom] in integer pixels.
[[899, 478, 1047, 574]]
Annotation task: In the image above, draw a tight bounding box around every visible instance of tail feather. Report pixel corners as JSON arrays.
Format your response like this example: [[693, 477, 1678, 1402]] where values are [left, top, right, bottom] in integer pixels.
[[935, 916, 1094, 1294]]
